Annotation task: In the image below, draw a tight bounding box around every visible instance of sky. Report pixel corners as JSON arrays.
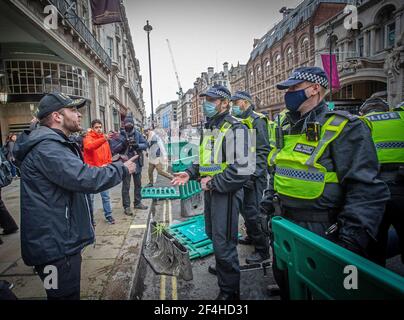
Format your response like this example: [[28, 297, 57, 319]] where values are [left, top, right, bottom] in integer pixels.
[[124, 0, 301, 116]]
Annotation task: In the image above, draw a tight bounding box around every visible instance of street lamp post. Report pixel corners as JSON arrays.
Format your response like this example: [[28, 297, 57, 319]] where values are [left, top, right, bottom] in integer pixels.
[[326, 24, 334, 103], [144, 20, 155, 129]]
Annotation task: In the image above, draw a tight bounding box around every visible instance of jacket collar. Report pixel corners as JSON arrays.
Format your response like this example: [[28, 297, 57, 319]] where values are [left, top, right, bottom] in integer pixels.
[[206, 111, 229, 129]]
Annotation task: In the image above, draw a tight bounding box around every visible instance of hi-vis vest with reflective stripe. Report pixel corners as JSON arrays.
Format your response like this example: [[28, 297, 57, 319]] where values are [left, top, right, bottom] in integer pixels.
[[237, 111, 269, 153], [199, 120, 233, 177], [365, 108, 404, 164], [273, 114, 348, 200], [267, 111, 289, 167]]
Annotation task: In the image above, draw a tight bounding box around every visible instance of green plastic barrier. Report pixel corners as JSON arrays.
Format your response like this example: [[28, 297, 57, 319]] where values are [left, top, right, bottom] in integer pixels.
[[272, 216, 404, 300], [141, 181, 202, 200], [179, 180, 202, 200], [172, 155, 197, 173], [141, 187, 180, 199], [166, 141, 198, 161]]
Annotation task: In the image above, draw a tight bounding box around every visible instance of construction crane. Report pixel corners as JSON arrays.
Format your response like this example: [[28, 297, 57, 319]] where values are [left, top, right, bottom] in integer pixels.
[[166, 39, 184, 98]]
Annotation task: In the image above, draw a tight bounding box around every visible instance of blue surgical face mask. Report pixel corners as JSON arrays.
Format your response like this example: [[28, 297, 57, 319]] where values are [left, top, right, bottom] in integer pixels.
[[284, 87, 311, 112], [231, 105, 243, 117], [202, 101, 218, 118]]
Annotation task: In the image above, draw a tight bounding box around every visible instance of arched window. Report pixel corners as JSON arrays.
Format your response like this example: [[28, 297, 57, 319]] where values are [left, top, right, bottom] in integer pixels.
[[274, 54, 282, 73], [375, 5, 396, 50], [256, 65, 262, 81], [264, 60, 271, 77], [300, 37, 310, 61], [249, 70, 254, 86], [285, 47, 293, 68]]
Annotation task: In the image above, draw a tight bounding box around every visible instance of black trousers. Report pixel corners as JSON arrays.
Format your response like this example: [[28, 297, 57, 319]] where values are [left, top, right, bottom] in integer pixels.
[[0, 188, 18, 232], [35, 252, 82, 300], [205, 189, 243, 294], [122, 172, 142, 208], [240, 176, 269, 256], [369, 193, 404, 266]]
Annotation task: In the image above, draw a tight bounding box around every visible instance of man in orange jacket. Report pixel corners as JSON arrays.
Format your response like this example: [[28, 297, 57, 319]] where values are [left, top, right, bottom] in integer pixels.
[[83, 119, 115, 225]]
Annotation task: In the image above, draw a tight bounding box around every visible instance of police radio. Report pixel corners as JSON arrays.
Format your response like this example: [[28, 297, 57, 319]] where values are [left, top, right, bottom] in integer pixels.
[[275, 115, 284, 149], [306, 122, 321, 142]]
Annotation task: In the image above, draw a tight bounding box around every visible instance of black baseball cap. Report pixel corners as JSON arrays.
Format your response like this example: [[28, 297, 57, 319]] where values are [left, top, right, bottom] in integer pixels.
[[37, 92, 88, 120]]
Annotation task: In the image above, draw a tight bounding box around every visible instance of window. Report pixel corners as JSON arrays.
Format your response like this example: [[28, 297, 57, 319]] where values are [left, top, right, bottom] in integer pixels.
[[300, 37, 310, 61], [249, 70, 254, 86], [358, 37, 364, 57], [5, 60, 89, 97], [256, 66, 262, 81], [265, 60, 271, 77], [386, 22, 396, 48], [107, 37, 114, 58], [286, 47, 293, 68], [274, 54, 282, 73]]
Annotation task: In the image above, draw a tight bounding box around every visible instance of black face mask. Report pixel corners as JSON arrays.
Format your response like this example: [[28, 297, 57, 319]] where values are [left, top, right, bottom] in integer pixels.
[[125, 125, 133, 132]]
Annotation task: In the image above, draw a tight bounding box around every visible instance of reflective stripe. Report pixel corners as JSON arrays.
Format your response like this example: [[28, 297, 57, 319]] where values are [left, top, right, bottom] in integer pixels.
[[305, 115, 347, 167], [200, 165, 223, 172], [276, 167, 324, 182], [305, 130, 335, 167], [375, 141, 404, 149]]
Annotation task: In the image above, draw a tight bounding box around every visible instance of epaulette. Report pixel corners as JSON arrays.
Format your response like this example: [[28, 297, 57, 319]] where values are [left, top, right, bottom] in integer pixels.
[[326, 110, 359, 122], [224, 114, 241, 125]]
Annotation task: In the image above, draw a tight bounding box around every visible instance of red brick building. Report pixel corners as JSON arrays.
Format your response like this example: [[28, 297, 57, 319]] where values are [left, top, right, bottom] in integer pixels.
[[247, 0, 351, 119]]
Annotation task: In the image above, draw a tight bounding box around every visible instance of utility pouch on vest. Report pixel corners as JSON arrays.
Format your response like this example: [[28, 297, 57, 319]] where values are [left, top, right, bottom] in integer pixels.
[[275, 115, 284, 150], [273, 195, 283, 216]]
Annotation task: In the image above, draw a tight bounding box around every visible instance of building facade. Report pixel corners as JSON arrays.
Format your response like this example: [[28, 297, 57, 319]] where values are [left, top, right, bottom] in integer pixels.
[[315, 0, 404, 109], [0, 0, 145, 144], [155, 100, 177, 130], [190, 63, 230, 127], [247, 0, 352, 119], [229, 63, 247, 92], [178, 89, 193, 130]]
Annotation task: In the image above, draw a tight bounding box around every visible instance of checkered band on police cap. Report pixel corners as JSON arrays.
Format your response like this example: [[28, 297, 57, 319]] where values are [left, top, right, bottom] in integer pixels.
[[209, 88, 231, 99], [293, 71, 329, 89]]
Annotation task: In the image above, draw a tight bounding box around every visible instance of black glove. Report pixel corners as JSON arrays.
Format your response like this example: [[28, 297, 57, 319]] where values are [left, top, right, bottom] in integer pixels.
[[244, 178, 256, 190], [336, 238, 367, 258], [256, 212, 270, 237]]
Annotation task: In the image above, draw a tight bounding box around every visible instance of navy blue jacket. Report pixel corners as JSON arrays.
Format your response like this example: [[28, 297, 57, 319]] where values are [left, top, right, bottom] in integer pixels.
[[14, 127, 128, 266], [111, 128, 148, 174]]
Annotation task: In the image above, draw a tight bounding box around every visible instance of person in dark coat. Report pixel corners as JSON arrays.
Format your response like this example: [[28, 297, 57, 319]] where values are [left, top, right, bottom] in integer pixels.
[[0, 151, 19, 245], [13, 92, 138, 300], [111, 115, 148, 215]]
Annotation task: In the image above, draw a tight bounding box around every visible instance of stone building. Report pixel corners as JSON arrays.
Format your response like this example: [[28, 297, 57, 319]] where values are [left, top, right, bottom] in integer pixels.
[[247, 0, 353, 119], [229, 63, 247, 92], [315, 0, 404, 109], [0, 0, 145, 143], [190, 63, 230, 127]]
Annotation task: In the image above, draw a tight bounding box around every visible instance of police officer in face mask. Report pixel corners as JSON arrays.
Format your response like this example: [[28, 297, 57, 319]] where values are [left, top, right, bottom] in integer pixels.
[[230, 91, 271, 264], [360, 98, 404, 266], [172, 85, 250, 300], [259, 67, 390, 299]]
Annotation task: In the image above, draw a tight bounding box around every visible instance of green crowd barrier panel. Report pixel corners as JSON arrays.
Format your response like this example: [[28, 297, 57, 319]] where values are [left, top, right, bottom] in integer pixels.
[[141, 187, 180, 200], [271, 216, 404, 300], [166, 141, 198, 161], [172, 155, 197, 173], [179, 180, 202, 200], [141, 181, 202, 200]]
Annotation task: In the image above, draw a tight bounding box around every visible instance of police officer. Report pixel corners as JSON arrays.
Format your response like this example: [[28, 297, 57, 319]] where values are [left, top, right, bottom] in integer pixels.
[[360, 98, 404, 265], [259, 67, 390, 299], [172, 85, 250, 300], [230, 91, 271, 263]]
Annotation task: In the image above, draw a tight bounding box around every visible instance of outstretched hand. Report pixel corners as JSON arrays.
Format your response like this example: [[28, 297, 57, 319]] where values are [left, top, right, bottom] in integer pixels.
[[123, 155, 139, 174], [171, 172, 190, 186]]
